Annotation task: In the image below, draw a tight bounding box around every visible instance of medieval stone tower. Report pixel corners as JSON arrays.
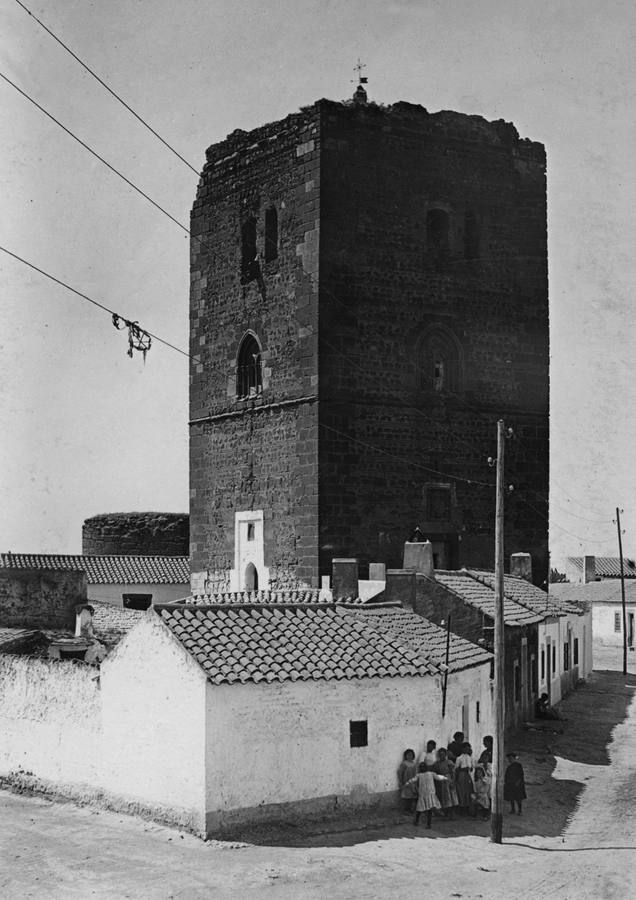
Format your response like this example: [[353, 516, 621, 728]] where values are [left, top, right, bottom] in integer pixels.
[[189, 92, 549, 593]]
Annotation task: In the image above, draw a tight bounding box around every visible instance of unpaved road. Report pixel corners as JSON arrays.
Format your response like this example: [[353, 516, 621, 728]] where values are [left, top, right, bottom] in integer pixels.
[[1, 648, 635, 899]]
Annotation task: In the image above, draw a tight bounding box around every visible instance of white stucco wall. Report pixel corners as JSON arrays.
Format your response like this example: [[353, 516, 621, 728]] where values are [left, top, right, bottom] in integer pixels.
[[100, 617, 207, 832], [204, 662, 493, 825], [0, 656, 101, 786], [538, 612, 592, 705], [86, 583, 189, 606], [593, 602, 636, 647]]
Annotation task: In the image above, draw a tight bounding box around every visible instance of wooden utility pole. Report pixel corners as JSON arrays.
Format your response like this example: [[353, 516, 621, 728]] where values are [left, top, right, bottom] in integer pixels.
[[616, 507, 627, 676], [491, 419, 506, 844]]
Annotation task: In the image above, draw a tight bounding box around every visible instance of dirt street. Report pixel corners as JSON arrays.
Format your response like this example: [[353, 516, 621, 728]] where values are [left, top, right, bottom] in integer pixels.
[[1, 647, 635, 899]]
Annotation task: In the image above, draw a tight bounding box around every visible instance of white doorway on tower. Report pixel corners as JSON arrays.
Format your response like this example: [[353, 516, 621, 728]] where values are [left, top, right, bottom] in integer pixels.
[[229, 510, 270, 592]]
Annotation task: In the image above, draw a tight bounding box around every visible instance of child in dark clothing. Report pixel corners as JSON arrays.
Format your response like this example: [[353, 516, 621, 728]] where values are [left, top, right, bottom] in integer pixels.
[[504, 752, 527, 815], [397, 748, 418, 812]]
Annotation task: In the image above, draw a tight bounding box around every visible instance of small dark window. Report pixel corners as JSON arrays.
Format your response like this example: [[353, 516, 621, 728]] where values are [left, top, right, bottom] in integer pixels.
[[241, 218, 258, 283], [237, 334, 262, 398], [531, 655, 538, 693], [464, 208, 480, 259], [349, 720, 368, 748], [489, 659, 495, 680], [552, 645, 556, 672], [426, 208, 450, 254], [573, 638, 579, 666], [427, 486, 451, 521], [615, 612, 621, 632], [59, 648, 87, 661], [123, 593, 152, 610], [514, 662, 521, 702], [264, 207, 278, 262], [475, 701, 480, 723], [541, 649, 545, 681], [417, 328, 462, 395], [563, 642, 570, 671], [247, 523, 255, 541]]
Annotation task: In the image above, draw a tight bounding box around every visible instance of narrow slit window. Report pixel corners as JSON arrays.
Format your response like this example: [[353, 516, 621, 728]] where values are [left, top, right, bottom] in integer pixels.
[[247, 523, 255, 541], [541, 648, 545, 681], [475, 700, 480, 723], [563, 642, 570, 671], [464, 208, 480, 259], [349, 720, 368, 748], [264, 207, 278, 262], [573, 638, 579, 665], [241, 218, 258, 282]]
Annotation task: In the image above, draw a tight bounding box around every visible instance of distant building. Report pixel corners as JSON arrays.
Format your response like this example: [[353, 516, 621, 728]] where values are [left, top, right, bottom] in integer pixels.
[[563, 555, 636, 584], [0, 553, 189, 608], [551, 580, 636, 650], [189, 92, 549, 595]]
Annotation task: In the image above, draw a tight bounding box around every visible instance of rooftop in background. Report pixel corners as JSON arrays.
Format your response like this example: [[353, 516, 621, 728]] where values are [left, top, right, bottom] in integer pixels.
[[155, 603, 444, 686], [181, 589, 369, 606], [0, 553, 189, 585], [566, 557, 636, 579], [550, 580, 636, 605], [434, 571, 546, 626], [467, 570, 585, 616]]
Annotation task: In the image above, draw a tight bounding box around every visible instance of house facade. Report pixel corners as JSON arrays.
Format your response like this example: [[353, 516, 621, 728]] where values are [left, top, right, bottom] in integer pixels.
[[551, 580, 634, 650]]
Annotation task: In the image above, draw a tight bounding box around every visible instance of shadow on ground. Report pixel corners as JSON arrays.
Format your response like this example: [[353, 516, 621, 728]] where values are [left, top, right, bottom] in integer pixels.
[[218, 668, 636, 848]]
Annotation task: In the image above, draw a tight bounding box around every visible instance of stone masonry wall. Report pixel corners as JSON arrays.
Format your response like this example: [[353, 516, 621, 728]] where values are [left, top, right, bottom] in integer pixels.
[[82, 513, 189, 557], [189, 107, 321, 588], [318, 100, 549, 584], [0, 569, 86, 630]]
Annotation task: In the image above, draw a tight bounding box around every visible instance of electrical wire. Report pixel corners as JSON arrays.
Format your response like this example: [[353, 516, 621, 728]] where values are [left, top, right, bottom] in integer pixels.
[[14, 0, 200, 176], [0, 245, 197, 362], [0, 71, 190, 235]]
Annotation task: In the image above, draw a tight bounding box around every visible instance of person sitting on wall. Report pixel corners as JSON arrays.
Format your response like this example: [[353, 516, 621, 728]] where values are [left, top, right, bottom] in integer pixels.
[[535, 692, 562, 720]]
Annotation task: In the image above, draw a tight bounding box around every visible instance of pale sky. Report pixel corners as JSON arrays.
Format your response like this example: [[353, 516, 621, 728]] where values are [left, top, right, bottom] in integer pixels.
[[1, 0, 635, 569]]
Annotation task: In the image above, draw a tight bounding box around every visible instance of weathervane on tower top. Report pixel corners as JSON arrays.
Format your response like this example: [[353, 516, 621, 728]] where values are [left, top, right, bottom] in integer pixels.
[[351, 58, 368, 104]]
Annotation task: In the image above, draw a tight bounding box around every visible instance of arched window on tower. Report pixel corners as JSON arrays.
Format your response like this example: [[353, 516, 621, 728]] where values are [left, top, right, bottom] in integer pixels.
[[244, 562, 258, 591], [264, 207, 278, 262], [236, 333, 262, 399], [426, 209, 450, 257], [417, 326, 462, 396]]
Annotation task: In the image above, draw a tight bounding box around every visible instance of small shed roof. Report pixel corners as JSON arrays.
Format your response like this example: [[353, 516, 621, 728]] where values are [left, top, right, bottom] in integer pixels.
[[156, 603, 442, 685], [0, 553, 189, 585]]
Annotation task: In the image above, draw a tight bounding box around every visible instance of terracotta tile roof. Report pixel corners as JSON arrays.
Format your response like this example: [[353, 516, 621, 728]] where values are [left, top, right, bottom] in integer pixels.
[[343, 605, 492, 672], [434, 571, 544, 626], [466, 570, 576, 616], [185, 589, 328, 605], [567, 556, 636, 578], [156, 603, 440, 685], [0, 553, 189, 585]]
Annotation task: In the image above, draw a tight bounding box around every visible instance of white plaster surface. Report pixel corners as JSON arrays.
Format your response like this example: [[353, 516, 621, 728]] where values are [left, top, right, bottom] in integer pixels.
[[593, 601, 636, 647]]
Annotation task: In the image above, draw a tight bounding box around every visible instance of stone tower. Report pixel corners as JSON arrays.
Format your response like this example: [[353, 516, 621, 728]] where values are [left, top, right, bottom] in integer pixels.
[[189, 96, 549, 593]]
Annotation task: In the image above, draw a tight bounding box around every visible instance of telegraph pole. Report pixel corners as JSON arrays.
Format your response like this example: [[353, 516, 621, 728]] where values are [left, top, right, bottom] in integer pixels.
[[616, 507, 627, 676], [491, 419, 506, 844]]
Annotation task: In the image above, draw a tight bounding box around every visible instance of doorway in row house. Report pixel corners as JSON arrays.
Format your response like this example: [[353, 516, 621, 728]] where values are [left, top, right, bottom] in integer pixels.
[[629, 612, 634, 649]]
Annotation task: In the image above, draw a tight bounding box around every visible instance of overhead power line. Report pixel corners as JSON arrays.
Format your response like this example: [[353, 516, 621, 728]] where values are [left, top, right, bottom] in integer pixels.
[[0, 245, 195, 362], [14, 0, 200, 175], [0, 71, 190, 235]]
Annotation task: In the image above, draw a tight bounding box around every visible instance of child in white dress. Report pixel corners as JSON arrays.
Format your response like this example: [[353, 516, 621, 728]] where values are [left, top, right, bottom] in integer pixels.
[[406, 762, 448, 828]]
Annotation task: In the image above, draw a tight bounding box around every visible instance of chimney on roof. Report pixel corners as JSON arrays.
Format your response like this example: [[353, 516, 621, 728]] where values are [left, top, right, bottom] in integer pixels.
[[331, 558, 358, 600], [510, 552, 532, 582], [75, 603, 94, 639], [385, 569, 416, 609], [583, 555, 596, 584], [403, 538, 434, 579]]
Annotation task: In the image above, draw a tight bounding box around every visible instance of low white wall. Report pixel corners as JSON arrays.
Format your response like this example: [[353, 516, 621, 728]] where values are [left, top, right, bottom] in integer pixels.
[[0, 656, 101, 786], [100, 617, 207, 832], [86, 583, 190, 606], [204, 662, 493, 823]]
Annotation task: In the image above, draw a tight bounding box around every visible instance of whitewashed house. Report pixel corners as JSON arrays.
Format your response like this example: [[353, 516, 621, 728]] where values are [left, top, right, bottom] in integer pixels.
[[98, 601, 493, 834], [551, 580, 635, 651]]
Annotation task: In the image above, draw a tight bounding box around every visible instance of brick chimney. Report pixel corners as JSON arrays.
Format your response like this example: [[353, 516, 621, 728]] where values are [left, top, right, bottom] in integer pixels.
[[385, 570, 416, 609], [583, 555, 596, 584], [331, 559, 358, 600], [510, 552, 532, 582], [403, 539, 434, 578]]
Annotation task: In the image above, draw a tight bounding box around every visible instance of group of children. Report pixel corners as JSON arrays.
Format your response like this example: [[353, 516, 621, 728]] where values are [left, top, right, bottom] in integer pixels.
[[397, 732, 526, 829]]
